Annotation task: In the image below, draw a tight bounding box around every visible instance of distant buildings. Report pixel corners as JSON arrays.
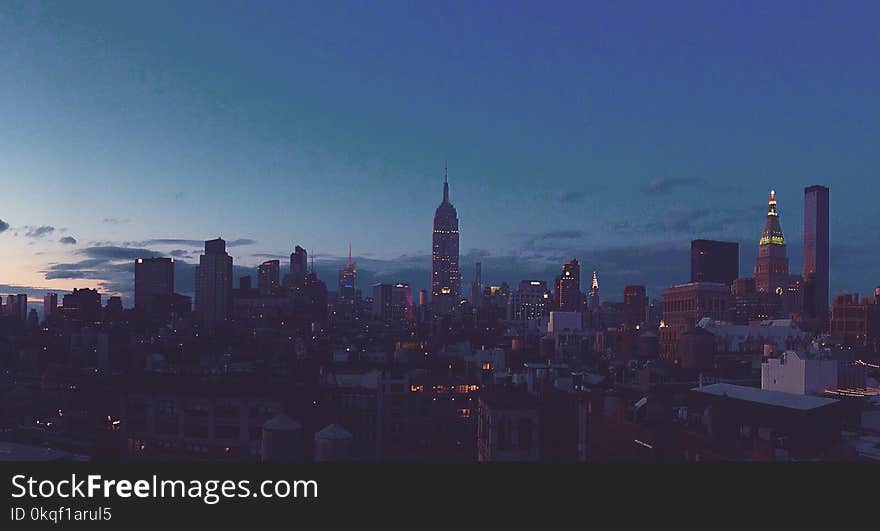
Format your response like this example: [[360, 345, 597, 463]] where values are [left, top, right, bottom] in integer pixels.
[[194, 238, 233, 330], [62, 288, 102, 322], [660, 282, 730, 364], [830, 292, 880, 348], [623, 285, 647, 328], [469, 262, 482, 308], [431, 168, 461, 312], [691, 239, 739, 285], [803, 185, 830, 326]]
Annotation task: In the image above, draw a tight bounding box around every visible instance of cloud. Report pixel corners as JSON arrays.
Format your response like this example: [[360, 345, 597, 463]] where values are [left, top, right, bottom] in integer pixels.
[[59, 236, 78, 245], [169, 249, 191, 258], [0, 219, 9, 233], [78, 246, 162, 261], [103, 217, 131, 224], [25, 225, 55, 238], [128, 238, 257, 248], [643, 176, 706, 194], [555, 190, 584, 203], [227, 239, 257, 247]]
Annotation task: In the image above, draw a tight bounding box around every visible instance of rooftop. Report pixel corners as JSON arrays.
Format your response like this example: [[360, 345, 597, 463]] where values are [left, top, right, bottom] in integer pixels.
[[692, 383, 838, 411]]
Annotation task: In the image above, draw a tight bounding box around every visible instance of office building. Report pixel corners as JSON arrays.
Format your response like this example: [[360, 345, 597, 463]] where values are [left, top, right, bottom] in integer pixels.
[[431, 167, 461, 311], [691, 239, 739, 285], [803, 185, 830, 326], [135, 257, 174, 314], [194, 238, 233, 330], [257, 259, 281, 296]]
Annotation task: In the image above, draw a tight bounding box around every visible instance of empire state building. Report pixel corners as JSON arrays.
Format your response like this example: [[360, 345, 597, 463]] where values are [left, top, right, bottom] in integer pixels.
[[431, 167, 460, 311]]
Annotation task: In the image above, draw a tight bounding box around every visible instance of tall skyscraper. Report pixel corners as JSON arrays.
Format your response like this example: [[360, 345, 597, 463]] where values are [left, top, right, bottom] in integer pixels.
[[554, 259, 581, 312], [431, 167, 461, 312], [337, 245, 358, 319], [43, 293, 58, 321], [691, 239, 739, 285], [135, 257, 174, 313], [588, 271, 600, 311], [755, 189, 789, 294], [803, 185, 830, 325], [289, 245, 308, 286], [195, 238, 233, 330], [470, 262, 483, 308], [258, 259, 281, 296]]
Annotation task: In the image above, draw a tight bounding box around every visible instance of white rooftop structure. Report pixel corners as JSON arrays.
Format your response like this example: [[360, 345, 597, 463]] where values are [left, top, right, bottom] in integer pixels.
[[693, 383, 839, 411]]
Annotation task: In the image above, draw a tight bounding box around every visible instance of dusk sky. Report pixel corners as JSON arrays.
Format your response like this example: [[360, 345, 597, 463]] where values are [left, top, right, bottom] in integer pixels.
[[1, 1, 878, 306]]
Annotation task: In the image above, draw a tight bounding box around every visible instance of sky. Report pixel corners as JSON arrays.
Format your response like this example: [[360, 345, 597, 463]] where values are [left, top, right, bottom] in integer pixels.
[[1, 1, 879, 308]]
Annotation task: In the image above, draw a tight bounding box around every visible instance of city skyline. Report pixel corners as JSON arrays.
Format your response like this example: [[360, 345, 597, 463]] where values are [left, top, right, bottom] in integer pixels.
[[2, 2, 880, 304]]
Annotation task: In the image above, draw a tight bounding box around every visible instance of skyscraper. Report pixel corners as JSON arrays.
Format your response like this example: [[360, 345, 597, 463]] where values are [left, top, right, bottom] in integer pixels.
[[470, 262, 482, 308], [258, 259, 281, 296], [554, 259, 581, 312], [803, 185, 830, 326], [289, 245, 308, 286], [195, 238, 233, 330], [755, 189, 789, 294], [623, 285, 647, 327], [43, 293, 58, 321], [691, 240, 739, 285], [508, 280, 551, 322], [588, 271, 600, 311], [337, 245, 358, 319], [135, 257, 174, 314], [431, 167, 460, 312]]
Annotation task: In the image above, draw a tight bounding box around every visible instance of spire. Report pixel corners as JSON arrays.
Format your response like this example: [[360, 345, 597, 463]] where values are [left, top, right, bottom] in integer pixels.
[[760, 188, 785, 246], [591, 271, 599, 292], [442, 163, 449, 204]]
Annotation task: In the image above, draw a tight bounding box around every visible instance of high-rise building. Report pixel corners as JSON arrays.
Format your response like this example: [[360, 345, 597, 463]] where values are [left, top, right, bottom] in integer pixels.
[[470, 262, 483, 308], [62, 288, 102, 322], [691, 240, 739, 285], [554, 259, 581, 312], [372, 283, 392, 320], [803, 185, 830, 326], [755, 189, 790, 294], [43, 293, 58, 321], [258, 259, 281, 296], [431, 167, 460, 312], [508, 280, 551, 322], [392, 283, 413, 321], [195, 238, 233, 330], [588, 271, 600, 311], [336, 245, 359, 321], [289, 245, 308, 287], [623, 285, 647, 327], [135, 257, 174, 314]]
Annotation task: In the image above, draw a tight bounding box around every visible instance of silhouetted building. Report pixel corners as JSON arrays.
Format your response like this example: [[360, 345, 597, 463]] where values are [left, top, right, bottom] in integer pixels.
[[195, 238, 233, 330], [62, 288, 102, 322], [691, 239, 739, 285], [623, 285, 647, 327], [289, 245, 308, 287], [803, 185, 830, 327], [830, 293, 869, 348], [135, 257, 174, 315], [755, 189, 790, 294], [470, 262, 482, 308], [431, 167, 460, 312], [508, 280, 551, 323], [554, 259, 581, 312], [43, 293, 58, 322], [257, 259, 281, 296]]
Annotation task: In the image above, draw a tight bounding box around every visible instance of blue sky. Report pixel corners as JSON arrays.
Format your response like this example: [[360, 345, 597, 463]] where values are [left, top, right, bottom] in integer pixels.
[[1, 1, 878, 305]]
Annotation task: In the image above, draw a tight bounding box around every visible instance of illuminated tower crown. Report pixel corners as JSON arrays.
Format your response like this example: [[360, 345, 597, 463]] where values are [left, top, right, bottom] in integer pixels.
[[759, 189, 785, 246]]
